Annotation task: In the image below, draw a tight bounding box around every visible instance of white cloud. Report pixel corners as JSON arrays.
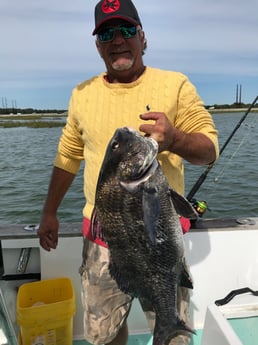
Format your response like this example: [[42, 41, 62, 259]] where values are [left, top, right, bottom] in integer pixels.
[[0, 0, 257, 107]]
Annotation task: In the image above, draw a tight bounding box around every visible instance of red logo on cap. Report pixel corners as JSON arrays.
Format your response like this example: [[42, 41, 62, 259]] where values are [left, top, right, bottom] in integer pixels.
[[102, 0, 120, 14]]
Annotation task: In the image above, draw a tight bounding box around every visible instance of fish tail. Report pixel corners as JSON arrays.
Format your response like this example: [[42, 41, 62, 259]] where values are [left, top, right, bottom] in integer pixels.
[[153, 317, 195, 345]]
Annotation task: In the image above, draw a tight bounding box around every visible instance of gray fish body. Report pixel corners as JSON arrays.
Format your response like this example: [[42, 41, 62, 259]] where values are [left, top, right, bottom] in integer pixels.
[[91, 127, 196, 345]]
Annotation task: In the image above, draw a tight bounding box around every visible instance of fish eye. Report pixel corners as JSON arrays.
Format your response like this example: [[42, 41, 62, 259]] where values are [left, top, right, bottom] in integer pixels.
[[111, 140, 119, 150]]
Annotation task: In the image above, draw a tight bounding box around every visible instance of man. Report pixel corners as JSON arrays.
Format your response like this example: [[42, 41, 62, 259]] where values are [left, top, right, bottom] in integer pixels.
[[38, 0, 219, 344]]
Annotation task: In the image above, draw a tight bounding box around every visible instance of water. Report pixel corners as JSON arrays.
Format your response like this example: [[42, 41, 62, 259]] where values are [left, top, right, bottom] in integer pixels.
[[185, 112, 258, 218], [0, 127, 84, 224], [0, 112, 258, 225]]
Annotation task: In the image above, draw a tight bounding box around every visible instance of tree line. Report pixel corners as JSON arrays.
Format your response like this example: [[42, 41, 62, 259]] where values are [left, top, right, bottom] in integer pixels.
[[205, 102, 258, 110], [0, 108, 67, 115], [1, 103, 257, 116]]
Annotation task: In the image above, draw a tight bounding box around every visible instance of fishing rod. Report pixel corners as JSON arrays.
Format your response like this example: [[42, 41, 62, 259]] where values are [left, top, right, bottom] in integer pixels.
[[187, 95, 258, 214]]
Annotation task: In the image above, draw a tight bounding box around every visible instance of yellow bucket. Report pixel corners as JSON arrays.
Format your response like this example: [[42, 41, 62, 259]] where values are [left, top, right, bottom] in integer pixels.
[[17, 277, 75, 345]]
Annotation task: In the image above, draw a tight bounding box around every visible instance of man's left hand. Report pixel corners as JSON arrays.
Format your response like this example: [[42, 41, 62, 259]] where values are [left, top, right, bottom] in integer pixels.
[[139, 112, 175, 152]]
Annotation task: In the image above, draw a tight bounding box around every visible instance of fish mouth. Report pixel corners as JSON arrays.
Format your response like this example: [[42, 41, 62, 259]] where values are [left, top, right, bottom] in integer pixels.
[[120, 159, 159, 193], [139, 156, 159, 180], [132, 146, 158, 180], [126, 135, 158, 179], [120, 137, 159, 193], [136, 137, 158, 177]]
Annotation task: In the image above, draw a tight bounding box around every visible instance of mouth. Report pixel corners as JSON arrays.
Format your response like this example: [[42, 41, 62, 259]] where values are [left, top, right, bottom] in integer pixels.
[[133, 137, 159, 178], [137, 157, 158, 180], [120, 159, 159, 193], [110, 55, 134, 71], [110, 50, 131, 57], [120, 137, 158, 192]]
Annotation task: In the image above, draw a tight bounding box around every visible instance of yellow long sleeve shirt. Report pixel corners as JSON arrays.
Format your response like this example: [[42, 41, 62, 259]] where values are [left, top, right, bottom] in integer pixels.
[[54, 66, 219, 220]]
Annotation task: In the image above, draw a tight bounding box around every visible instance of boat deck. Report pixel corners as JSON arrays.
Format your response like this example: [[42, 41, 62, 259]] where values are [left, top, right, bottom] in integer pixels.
[[72, 333, 204, 345], [73, 335, 153, 345], [0, 278, 202, 345], [1, 219, 258, 345]]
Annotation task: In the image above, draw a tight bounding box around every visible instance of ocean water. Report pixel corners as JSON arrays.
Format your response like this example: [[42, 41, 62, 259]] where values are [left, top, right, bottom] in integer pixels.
[[185, 111, 258, 218], [0, 112, 258, 225]]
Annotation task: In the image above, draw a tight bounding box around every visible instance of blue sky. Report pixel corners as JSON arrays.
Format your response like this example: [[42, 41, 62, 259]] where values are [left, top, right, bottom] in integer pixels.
[[1, 0, 258, 109]]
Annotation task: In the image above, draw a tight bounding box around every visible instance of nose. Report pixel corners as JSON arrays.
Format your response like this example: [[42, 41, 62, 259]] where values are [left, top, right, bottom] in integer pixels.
[[112, 29, 125, 44]]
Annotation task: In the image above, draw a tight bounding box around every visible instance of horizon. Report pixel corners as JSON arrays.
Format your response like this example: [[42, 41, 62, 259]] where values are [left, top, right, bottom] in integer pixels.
[[2, 101, 257, 114]]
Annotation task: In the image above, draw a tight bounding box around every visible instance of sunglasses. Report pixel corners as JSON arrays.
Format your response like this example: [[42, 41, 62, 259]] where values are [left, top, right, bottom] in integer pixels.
[[97, 24, 138, 43]]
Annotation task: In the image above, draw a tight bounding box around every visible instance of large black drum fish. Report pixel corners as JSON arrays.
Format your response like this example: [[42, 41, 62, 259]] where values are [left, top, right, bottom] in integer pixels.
[[91, 127, 197, 345]]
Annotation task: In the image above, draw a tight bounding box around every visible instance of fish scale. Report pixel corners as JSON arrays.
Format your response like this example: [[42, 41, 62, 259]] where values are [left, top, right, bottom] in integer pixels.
[[91, 127, 197, 345]]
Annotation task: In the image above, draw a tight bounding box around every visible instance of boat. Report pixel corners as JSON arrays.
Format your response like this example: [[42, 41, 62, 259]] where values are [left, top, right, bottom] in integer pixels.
[[0, 217, 258, 345]]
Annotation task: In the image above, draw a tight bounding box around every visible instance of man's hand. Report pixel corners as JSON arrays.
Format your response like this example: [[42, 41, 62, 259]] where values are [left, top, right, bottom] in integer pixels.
[[38, 213, 59, 251], [139, 111, 217, 164], [38, 167, 76, 251], [139, 112, 175, 152]]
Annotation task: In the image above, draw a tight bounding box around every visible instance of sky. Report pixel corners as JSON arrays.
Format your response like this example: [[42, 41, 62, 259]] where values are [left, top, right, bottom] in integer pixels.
[[1, 0, 258, 110]]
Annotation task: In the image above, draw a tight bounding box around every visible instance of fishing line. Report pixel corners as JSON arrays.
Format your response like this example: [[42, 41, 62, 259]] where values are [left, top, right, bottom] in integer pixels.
[[186, 96, 258, 204], [186, 96, 258, 217], [192, 114, 258, 214], [212, 112, 258, 184]]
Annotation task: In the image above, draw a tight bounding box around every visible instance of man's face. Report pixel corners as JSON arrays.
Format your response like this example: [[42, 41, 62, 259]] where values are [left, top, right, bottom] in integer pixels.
[[96, 19, 145, 79]]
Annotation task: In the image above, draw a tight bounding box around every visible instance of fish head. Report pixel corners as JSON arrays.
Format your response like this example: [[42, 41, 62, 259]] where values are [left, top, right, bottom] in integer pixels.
[[99, 127, 158, 186]]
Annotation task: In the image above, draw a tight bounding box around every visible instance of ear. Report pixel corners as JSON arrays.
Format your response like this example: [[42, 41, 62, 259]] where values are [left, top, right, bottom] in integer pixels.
[[95, 39, 103, 58], [139, 30, 146, 50]]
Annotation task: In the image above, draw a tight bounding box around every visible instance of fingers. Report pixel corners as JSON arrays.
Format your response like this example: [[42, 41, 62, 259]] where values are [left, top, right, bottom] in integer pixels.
[[39, 230, 58, 251], [140, 112, 160, 121], [139, 112, 174, 152], [139, 123, 154, 136], [139, 112, 165, 139], [139, 112, 159, 137], [38, 220, 58, 251]]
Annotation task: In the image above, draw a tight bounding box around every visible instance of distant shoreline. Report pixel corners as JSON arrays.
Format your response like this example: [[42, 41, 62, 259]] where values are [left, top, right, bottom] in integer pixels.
[[208, 108, 258, 114], [1, 108, 257, 122]]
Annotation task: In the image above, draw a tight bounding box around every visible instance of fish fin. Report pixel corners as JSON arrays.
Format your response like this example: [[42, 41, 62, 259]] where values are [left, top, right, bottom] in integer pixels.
[[153, 316, 196, 345], [90, 207, 104, 240], [169, 189, 198, 220], [139, 297, 154, 312], [181, 263, 194, 289], [142, 186, 160, 245]]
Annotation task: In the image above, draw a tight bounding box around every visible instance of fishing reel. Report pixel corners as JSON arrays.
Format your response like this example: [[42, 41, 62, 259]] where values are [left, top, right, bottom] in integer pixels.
[[191, 199, 208, 217]]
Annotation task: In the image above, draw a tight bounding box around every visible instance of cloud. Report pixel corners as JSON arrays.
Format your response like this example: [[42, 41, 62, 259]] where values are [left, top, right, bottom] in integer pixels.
[[0, 0, 257, 108]]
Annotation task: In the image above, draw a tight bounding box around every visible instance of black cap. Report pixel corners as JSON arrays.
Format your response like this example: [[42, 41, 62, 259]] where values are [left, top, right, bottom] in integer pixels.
[[93, 0, 142, 35]]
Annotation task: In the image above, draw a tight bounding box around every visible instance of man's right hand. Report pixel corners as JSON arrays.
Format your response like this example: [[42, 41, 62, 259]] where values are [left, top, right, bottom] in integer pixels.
[[38, 213, 59, 251], [38, 167, 76, 251]]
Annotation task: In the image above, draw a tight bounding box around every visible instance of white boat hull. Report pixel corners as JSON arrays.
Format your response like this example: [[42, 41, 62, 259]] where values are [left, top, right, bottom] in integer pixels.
[[1, 218, 258, 342]]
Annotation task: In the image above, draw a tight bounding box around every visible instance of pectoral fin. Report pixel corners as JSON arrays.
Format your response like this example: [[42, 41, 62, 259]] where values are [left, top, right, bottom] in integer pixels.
[[180, 259, 194, 289], [142, 186, 160, 245], [169, 189, 198, 220]]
